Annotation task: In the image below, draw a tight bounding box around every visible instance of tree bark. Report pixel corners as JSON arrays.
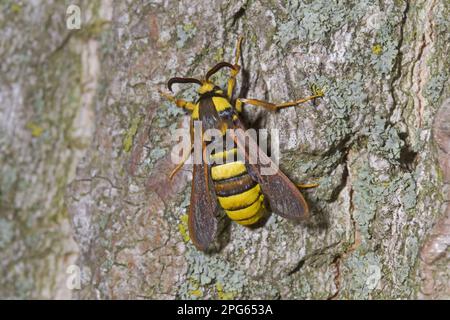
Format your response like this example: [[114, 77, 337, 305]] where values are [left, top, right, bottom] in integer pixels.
[[1, 0, 449, 299]]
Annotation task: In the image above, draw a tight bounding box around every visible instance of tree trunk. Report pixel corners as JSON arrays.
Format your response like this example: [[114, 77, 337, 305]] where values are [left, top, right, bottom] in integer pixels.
[[1, 0, 449, 299]]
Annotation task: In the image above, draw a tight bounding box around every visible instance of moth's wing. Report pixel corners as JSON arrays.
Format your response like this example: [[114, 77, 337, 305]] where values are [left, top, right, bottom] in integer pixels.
[[230, 117, 309, 221], [188, 161, 219, 251]]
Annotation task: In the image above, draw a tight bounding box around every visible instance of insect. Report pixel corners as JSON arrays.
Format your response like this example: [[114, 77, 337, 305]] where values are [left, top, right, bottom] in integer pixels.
[[160, 37, 323, 251]]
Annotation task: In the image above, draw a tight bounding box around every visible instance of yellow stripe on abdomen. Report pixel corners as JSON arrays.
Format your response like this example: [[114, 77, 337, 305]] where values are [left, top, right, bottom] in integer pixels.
[[225, 194, 264, 221], [218, 184, 260, 210], [211, 161, 246, 181]]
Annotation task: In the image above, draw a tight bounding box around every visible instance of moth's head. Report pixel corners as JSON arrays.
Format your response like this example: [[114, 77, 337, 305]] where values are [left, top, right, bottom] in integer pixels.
[[167, 62, 237, 96]]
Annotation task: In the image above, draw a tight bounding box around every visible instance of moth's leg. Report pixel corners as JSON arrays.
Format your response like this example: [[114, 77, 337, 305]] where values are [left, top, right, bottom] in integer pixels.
[[168, 115, 196, 181], [227, 36, 244, 100], [235, 98, 243, 113], [159, 90, 196, 111]]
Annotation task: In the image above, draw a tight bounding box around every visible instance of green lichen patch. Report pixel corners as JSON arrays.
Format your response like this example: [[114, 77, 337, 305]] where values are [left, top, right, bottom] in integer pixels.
[[213, 48, 224, 62], [216, 281, 236, 300], [371, 44, 383, 55], [0, 218, 14, 249], [367, 116, 405, 163], [309, 72, 368, 148], [10, 3, 22, 14], [424, 70, 448, 105], [274, 0, 376, 47]]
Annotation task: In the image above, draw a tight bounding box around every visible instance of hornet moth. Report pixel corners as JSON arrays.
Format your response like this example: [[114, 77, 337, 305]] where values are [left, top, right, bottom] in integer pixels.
[[160, 36, 323, 251]]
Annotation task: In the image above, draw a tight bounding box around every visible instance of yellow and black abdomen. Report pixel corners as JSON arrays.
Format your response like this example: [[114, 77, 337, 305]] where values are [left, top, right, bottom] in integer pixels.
[[210, 148, 265, 226]]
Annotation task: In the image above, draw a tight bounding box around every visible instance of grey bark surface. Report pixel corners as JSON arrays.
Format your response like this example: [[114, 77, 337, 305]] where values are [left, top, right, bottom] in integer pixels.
[[0, 0, 449, 299]]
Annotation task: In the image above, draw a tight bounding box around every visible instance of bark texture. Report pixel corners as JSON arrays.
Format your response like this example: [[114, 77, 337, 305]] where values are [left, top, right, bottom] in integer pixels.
[[1, 0, 449, 299]]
